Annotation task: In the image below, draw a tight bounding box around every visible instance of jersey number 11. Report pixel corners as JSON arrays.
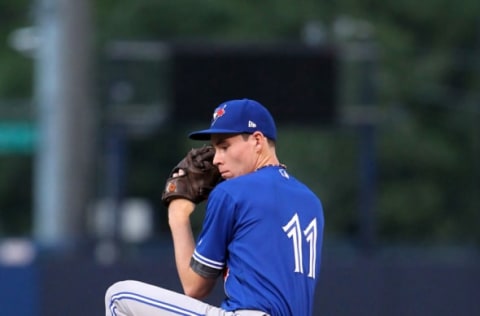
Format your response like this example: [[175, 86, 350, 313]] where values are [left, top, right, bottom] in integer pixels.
[[282, 213, 318, 279]]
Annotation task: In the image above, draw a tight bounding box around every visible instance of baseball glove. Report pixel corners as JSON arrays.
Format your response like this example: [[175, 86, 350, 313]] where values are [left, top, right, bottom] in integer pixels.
[[162, 145, 223, 206]]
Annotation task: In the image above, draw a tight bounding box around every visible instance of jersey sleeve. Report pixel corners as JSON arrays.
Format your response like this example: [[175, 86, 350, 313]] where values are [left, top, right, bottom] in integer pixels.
[[190, 186, 235, 279]]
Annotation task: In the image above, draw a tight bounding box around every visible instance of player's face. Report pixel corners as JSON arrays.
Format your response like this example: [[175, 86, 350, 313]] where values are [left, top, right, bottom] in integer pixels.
[[211, 133, 259, 179]]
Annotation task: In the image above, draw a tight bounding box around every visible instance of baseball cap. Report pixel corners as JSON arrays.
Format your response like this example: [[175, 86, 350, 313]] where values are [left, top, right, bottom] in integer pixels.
[[188, 98, 277, 141]]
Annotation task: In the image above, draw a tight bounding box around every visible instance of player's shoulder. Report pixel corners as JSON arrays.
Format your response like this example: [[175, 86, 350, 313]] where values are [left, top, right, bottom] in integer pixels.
[[207, 175, 251, 207]]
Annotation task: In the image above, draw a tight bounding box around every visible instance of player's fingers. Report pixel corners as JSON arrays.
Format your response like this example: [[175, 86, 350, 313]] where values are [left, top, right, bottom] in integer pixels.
[[173, 169, 186, 177]]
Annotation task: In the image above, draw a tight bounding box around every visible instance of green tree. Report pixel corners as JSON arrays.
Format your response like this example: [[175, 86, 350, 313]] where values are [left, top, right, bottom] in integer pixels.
[[1, 0, 479, 246]]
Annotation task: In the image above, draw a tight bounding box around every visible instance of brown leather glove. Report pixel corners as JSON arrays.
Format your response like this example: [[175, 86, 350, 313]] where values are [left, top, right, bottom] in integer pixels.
[[162, 145, 223, 206]]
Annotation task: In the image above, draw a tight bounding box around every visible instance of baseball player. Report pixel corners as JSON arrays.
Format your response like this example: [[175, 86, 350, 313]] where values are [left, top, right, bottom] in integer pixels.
[[105, 98, 325, 316]]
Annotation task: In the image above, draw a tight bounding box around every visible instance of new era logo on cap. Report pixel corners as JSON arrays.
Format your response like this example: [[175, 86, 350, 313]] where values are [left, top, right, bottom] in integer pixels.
[[188, 98, 277, 141]]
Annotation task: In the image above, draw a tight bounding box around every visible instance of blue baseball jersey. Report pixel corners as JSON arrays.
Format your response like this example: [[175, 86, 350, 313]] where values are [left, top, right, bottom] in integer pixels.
[[190, 166, 324, 316]]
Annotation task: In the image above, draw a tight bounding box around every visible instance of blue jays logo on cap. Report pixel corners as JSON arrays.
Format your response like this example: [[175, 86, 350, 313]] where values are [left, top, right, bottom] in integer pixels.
[[211, 104, 227, 126]]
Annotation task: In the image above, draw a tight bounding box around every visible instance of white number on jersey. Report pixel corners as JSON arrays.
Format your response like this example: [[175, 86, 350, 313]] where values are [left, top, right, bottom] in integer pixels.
[[282, 213, 318, 279]]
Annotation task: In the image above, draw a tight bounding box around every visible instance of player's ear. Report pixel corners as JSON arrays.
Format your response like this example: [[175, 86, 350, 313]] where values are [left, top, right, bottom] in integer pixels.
[[252, 131, 266, 149]]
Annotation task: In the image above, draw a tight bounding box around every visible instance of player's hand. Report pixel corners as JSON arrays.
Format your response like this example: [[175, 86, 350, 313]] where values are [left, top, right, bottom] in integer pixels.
[[167, 169, 195, 218]]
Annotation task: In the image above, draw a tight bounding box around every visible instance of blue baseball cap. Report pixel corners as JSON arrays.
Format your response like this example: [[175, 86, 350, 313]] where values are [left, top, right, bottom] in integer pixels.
[[188, 98, 277, 141]]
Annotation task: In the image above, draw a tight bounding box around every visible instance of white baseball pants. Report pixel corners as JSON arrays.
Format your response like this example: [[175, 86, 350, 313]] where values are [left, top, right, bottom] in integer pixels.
[[105, 280, 268, 316]]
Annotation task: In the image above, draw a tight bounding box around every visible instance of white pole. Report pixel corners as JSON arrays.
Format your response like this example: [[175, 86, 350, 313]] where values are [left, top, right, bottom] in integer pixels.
[[33, 0, 96, 248]]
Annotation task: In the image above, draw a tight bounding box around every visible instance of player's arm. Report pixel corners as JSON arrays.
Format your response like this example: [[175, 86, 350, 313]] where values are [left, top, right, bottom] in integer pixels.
[[168, 199, 216, 299]]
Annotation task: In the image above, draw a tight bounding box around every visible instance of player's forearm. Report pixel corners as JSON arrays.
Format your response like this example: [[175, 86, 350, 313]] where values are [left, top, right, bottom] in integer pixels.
[[169, 214, 196, 282], [168, 199, 196, 275], [168, 199, 210, 298]]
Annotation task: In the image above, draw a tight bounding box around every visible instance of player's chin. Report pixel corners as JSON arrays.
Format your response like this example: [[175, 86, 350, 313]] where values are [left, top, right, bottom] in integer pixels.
[[220, 171, 233, 180]]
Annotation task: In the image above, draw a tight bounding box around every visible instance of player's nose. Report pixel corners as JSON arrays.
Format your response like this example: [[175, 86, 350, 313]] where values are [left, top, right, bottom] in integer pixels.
[[212, 151, 222, 166]]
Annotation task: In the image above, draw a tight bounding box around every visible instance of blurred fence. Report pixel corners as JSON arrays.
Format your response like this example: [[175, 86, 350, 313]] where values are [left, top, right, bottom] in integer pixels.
[[1, 242, 479, 316]]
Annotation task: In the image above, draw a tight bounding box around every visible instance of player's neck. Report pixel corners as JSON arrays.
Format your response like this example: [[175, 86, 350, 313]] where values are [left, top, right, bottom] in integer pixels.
[[255, 154, 283, 170]]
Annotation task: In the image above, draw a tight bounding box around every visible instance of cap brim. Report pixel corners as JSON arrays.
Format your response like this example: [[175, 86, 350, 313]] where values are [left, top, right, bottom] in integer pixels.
[[188, 128, 243, 140]]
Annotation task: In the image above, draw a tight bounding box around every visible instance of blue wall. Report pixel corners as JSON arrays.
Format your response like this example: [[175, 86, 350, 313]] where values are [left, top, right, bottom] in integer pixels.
[[0, 264, 39, 316], [1, 249, 479, 316]]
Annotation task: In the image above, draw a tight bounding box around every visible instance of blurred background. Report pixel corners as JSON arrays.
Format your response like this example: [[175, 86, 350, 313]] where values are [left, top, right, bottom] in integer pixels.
[[0, 0, 479, 315]]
